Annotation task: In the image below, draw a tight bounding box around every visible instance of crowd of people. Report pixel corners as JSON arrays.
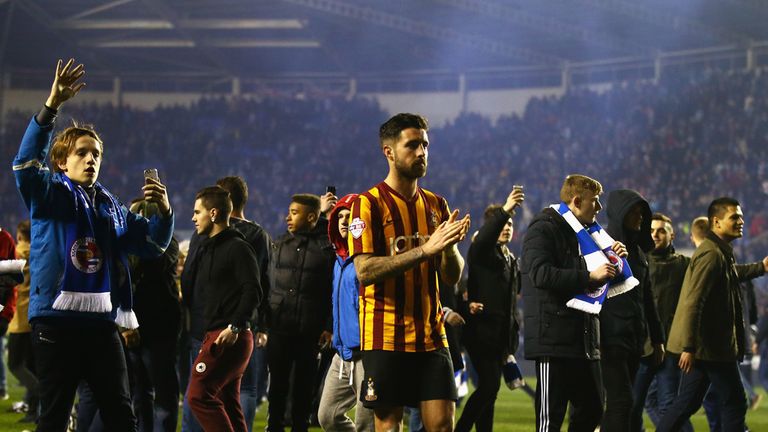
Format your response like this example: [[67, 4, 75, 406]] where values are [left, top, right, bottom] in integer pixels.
[[1, 56, 768, 432]]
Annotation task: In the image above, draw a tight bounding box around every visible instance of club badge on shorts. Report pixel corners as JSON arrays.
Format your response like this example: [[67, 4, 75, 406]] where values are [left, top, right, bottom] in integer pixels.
[[70, 237, 103, 273], [365, 377, 377, 401]]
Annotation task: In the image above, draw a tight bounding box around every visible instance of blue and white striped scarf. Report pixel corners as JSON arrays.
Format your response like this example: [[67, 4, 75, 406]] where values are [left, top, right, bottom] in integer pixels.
[[551, 202, 638, 314]]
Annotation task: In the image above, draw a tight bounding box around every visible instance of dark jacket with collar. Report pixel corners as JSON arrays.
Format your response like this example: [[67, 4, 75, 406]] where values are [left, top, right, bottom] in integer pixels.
[[230, 217, 272, 333], [270, 218, 334, 336], [667, 231, 764, 361], [648, 245, 690, 343], [188, 227, 262, 336], [602, 190, 664, 355], [465, 207, 520, 358], [521, 207, 600, 360]]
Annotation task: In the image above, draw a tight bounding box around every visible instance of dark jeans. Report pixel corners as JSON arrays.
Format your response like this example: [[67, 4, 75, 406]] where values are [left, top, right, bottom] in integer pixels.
[[657, 360, 747, 432], [267, 332, 321, 432], [181, 337, 204, 432], [759, 345, 768, 392], [128, 334, 180, 432], [32, 320, 136, 432], [600, 345, 640, 432], [702, 364, 754, 432], [455, 345, 502, 432], [631, 355, 692, 432], [534, 357, 603, 432], [240, 345, 269, 432], [8, 332, 38, 417]]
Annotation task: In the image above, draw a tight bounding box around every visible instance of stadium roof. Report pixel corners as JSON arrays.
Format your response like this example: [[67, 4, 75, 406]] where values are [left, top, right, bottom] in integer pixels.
[[4, 0, 768, 90]]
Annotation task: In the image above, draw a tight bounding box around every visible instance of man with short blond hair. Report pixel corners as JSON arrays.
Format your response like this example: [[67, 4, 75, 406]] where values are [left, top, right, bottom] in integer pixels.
[[690, 216, 709, 247], [522, 174, 627, 432]]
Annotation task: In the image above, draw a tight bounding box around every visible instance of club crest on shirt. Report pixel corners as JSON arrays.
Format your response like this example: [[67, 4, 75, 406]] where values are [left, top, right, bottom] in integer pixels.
[[365, 377, 378, 401], [430, 210, 439, 227], [70, 237, 102, 274], [349, 217, 366, 239]]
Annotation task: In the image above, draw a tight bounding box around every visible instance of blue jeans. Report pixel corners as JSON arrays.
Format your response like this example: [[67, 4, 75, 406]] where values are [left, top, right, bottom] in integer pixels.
[[703, 364, 754, 432], [181, 337, 204, 432], [630, 357, 656, 432], [240, 345, 269, 432], [0, 319, 9, 395], [77, 382, 105, 432], [759, 345, 768, 392], [639, 356, 692, 431], [128, 335, 180, 432], [657, 360, 746, 432]]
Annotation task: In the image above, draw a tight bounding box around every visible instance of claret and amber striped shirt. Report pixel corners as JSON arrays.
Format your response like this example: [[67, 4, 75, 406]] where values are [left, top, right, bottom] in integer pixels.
[[348, 181, 450, 352]]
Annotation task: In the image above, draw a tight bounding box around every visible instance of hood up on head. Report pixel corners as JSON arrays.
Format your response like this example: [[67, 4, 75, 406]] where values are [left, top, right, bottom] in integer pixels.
[[605, 189, 654, 253], [328, 194, 358, 259]]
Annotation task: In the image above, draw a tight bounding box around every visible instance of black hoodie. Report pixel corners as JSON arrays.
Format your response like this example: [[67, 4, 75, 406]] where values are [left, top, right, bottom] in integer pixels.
[[602, 190, 664, 354], [190, 227, 262, 337]]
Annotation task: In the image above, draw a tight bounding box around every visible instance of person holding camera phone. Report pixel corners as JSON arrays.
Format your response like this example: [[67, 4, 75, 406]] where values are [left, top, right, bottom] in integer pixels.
[[456, 186, 524, 432], [12, 58, 174, 431], [266, 192, 335, 432]]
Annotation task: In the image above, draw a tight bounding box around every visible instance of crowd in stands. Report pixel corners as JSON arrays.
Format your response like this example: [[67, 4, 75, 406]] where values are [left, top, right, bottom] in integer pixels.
[[2, 67, 768, 284]]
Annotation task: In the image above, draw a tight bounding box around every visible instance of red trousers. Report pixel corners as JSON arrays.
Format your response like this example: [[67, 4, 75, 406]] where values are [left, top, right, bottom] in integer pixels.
[[187, 329, 254, 432]]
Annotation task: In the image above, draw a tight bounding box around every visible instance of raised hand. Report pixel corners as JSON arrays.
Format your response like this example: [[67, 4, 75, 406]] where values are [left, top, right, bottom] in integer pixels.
[[142, 177, 172, 217], [502, 186, 525, 214], [46, 58, 86, 109], [320, 192, 338, 216]]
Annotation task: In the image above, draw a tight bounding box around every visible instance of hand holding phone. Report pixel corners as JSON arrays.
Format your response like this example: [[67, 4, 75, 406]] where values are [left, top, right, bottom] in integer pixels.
[[144, 168, 159, 184]]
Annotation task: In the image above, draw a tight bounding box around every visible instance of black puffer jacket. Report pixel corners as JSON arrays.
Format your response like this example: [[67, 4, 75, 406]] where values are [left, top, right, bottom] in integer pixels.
[[270, 219, 334, 336], [602, 190, 664, 354], [521, 207, 600, 360], [465, 207, 520, 358]]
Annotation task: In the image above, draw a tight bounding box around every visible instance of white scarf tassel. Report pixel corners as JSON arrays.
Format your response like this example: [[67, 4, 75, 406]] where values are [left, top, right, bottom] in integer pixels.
[[52, 291, 112, 313], [116, 308, 139, 330]]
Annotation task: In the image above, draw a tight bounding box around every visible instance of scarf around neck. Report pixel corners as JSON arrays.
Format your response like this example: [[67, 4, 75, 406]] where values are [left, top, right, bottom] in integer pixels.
[[52, 175, 138, 329], [551, 202, 638, 314]]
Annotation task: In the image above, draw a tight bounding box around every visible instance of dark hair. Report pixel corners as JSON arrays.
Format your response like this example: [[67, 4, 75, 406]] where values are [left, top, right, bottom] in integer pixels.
[[484, 204, 510, 222], [707, 197, 740, 224], [652, 212, 672, 224], [291, 193, 321, 216], [559, 174, 602, 203], [651, 212, 673, 234], [216, 176, 248, 213], [50, 122, 103, 173], [16, 220, 30, 242], [379, 113, 428, 148], [195, 186, 232, 222]]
